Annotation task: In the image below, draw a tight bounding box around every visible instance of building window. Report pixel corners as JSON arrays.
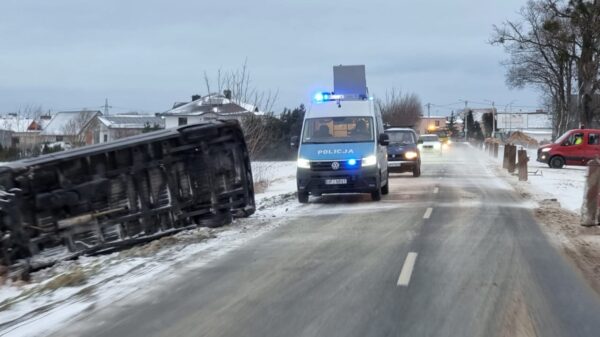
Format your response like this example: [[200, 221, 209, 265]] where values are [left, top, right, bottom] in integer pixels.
[[435, 120, 440, 126], [56, 136, 63, 142], [103, 134, 108, 143], [178, 117, 188, 126]]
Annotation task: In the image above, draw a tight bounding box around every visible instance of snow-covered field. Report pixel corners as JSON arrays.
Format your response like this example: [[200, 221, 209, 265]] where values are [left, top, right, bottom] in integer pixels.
[[0, 161, 297, 337]]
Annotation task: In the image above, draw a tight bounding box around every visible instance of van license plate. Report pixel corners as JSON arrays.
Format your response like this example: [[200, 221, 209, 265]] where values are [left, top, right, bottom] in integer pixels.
[[325, 179, 347, 185]]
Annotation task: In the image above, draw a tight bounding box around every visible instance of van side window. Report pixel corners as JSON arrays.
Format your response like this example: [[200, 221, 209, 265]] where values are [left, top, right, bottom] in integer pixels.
[[589, 134, 599, 145], [563, 133, 584, 146]]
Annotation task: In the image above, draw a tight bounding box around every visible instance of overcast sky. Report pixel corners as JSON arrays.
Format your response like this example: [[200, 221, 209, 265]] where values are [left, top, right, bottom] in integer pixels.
[[0, 0, 539, 116]]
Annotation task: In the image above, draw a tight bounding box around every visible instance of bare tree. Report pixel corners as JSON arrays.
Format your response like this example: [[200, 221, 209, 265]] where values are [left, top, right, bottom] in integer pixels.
[[492, 0, 600, 133], [375, 89, 423, 127], [203, 61, 279, 159], [203, 60, 278, 113], [545, 0, 600, 128]]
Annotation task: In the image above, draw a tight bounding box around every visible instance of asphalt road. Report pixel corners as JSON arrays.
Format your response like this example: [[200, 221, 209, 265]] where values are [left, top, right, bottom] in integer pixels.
[[56, 146, 600, 337]]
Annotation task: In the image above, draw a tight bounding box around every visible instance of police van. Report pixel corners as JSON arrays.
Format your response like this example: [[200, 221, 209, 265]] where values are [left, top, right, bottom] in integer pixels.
[[295, 91, 390, 203]]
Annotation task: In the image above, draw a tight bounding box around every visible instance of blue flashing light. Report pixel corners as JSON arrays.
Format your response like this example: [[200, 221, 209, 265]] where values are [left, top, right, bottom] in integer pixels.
[[314, 92, 324, 102], [347, 159, 357, 166]]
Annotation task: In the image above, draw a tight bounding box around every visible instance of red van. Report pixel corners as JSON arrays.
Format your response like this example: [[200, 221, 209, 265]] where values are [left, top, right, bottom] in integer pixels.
[[537, 129, 600, 168]]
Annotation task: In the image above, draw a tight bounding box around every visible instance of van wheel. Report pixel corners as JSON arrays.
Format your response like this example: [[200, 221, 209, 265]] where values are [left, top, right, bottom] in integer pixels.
[[381, 172, 389, 195], [298, 191, 309, 203], [371, 188, 382, 201], [382, 182, 389, 195], [413, 165, 421, 177], [549, 156, 565, 169]]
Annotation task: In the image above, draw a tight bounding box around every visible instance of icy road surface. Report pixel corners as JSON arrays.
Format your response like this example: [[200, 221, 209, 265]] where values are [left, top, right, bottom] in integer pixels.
[[5, 148, 600, 337]]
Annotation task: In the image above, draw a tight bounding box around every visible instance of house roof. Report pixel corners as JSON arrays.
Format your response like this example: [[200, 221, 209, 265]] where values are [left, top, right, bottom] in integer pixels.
[[40, 110, 101, 136], [0, 117, 34, 132], [163, 94, 263, 117], [98, 115, 165, 129]]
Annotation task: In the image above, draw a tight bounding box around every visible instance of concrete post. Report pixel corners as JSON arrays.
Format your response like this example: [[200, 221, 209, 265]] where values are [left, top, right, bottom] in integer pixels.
[[581, 157, 600, 226], [503, 145, 509, 169], [493, 143, 499, 159], [517, 149, 528, 181]]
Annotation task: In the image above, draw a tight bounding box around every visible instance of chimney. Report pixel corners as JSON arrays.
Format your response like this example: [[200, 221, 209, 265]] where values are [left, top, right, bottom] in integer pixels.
[[223, 89, 232, 99], [191, 94, 201, 101]]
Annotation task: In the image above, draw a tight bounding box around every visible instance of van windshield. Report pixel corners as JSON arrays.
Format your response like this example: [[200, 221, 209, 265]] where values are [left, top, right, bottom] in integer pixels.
[[302, 117, 374, 144], [386, 131, 416, 145], [554, 131, 572, 144]]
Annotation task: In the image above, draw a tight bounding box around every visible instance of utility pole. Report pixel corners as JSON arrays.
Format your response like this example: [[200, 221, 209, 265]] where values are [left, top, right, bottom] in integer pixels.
[[463, 100, 468, 140], [491, 101, 496, 138], [103, 98, 112, 116]]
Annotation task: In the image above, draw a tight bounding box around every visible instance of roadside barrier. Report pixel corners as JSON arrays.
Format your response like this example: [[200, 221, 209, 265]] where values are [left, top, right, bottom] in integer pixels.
[[0, 121, 255, 276], [581, 157, 600, 226], [517, 148, 528, 181], [506, 144, 517, 174]]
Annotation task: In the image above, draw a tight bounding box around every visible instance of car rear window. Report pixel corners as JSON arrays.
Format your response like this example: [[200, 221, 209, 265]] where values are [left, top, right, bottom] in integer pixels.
[[420, 135, 439, 142]]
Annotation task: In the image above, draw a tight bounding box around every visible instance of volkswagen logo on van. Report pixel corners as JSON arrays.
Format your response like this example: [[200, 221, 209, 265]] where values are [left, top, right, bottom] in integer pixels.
[[331, 161, 340, 170]]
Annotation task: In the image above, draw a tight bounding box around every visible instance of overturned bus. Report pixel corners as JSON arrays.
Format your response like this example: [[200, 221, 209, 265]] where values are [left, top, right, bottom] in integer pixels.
[[0, 120, 255, 272]]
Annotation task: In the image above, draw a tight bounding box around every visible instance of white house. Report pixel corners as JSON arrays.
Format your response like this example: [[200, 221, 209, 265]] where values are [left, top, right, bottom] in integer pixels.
[[161, 93, 263, 129], [40, 110, 102, 146], [93, 115, 165, 144]]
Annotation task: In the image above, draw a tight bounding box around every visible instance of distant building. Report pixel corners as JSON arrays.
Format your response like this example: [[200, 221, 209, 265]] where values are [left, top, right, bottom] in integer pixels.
[[161, 93, 263, 129], [91, 115, 165, 144], [40, 110, 102, 146], [0, 115, 37, 149], [496, 110, 552, 142], [417, 116, 447, 135]]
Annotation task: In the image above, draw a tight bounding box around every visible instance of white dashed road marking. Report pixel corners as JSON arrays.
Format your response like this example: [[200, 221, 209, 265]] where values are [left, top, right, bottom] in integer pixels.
[[397, 252, 418, 286], [423, 207, 433, 219]]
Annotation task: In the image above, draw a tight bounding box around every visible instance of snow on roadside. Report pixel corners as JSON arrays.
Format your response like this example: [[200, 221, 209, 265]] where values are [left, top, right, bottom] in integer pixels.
[[0, 161, 297, 337], [487, 146, 585, 212]]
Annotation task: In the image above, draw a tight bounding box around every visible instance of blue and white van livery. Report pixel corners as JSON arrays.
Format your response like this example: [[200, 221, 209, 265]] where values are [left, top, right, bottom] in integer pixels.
[[296, 94, 390, 203]]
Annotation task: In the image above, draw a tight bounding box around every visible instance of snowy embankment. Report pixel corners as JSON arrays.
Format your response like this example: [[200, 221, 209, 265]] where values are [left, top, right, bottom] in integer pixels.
[[0, 161, 297, 337], [488, 146, 585, 212]]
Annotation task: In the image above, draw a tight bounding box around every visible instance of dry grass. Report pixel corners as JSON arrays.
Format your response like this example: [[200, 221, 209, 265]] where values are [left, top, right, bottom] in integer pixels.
[[40, 267, 87, 292], [119, 228, 213, 259]]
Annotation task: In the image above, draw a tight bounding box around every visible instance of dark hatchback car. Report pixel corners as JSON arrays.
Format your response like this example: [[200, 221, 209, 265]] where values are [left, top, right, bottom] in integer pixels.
[[385, 128, 421, 177]]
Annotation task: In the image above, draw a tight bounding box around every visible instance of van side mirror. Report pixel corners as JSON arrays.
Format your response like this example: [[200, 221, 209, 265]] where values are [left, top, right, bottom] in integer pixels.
[[378, 133, 390, 146], [290, 136, 299, 148]]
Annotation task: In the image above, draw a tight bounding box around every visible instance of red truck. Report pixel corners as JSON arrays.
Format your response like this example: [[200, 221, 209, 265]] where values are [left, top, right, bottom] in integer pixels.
[[537, 129, 600, 168]]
